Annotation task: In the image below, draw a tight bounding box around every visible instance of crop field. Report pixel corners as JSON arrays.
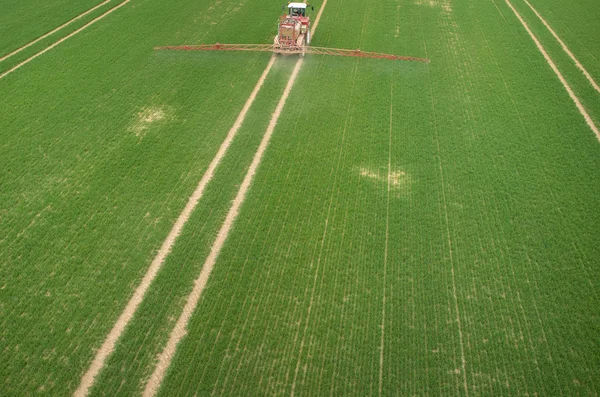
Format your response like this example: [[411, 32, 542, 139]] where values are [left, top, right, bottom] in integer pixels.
[[1, 0, 107, 54], [0, 0, 598, 395]]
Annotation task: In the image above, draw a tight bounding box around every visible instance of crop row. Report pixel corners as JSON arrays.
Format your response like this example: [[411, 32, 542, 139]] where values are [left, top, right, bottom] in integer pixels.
[[524, 0, 600, 79]]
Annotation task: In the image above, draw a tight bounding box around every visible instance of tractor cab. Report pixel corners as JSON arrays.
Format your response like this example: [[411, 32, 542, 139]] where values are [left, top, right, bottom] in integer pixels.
[[288, 2, 307, 17]]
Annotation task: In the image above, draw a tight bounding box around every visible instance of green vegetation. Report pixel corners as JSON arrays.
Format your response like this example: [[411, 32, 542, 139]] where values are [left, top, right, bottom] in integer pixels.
[[0, 0, 124, 76], [0, 0, 109, 56], [156, 0, 600, 395], [505, 0, 600, 135], [1, 0, 599, 395], [88, 54, 296, 396], [525, 0, 600, 78], [0, 0, 279, 393]]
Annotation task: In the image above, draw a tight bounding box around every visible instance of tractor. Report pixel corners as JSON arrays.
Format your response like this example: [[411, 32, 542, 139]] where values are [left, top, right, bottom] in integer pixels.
[[274, 3, 314, 54]]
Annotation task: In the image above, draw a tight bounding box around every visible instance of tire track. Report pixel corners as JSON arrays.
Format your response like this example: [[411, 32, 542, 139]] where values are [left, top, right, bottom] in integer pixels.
[[0, 0, 130, 81], [73, 54, 277, 397], [142, 1, 329, 395], [143, 57, 304, 397], [0, 0, 113, 63], [503, 0, 600, 142], [522, 0, 600, 93]]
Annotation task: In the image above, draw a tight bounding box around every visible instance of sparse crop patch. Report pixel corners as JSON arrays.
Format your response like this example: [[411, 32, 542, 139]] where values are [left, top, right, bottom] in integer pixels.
[[129, 105, 173, 138], [358, 166, 412, 197]]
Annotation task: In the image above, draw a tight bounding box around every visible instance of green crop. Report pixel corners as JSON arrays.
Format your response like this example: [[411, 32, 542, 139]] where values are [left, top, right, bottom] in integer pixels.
[[0, 0, 278, 393], [0, 0, 113, 57], [1, 0, 599, 395]]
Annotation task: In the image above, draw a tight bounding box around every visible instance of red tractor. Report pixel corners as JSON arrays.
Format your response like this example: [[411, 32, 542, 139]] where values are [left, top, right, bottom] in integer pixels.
[[274, 3, 314, 54]]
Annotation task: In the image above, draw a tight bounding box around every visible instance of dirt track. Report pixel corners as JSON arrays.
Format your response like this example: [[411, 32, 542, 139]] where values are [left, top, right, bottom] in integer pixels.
[[523, 0, 600, 94], [0, 0, 112, 63], [143, 1, 331, 394], [504, 0, 599, 142], [74, 54, 277, 397], [143, 54, 305, 397], [0, 0, 130, 81]]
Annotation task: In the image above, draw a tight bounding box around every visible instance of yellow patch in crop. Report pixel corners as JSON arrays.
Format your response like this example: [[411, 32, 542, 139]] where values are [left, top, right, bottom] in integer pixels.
[[129, 105, 172, 138], [359, 167, 380, 180], [415, 0, 438, 6], [359, 166, 412, 197], [414, 0, 452, 13]]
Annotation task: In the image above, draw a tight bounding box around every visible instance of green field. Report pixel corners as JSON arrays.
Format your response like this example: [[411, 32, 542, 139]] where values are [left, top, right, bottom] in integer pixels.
[[0, 0, 113, 57], [1, 0, 599, 395]]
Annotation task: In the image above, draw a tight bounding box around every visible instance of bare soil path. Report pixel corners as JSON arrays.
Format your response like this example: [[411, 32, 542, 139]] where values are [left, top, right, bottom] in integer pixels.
[[143, 57, 304, 397], [0, 0, 113, 63], [504, 0, 599, 141], [0, 0, 130, 81], [143, 2, 330, 395], [523, 0, 600, 93], [73, 54, 277, 397]]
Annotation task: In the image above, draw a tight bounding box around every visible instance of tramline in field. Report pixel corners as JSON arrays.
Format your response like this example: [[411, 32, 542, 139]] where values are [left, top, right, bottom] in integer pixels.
[[155, 2, 430, 63]]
